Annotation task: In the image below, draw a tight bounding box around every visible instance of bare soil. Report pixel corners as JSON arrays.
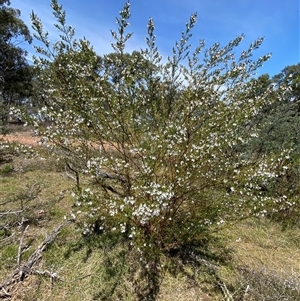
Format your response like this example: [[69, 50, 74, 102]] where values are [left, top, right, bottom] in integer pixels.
[[0, 131, 41, 146]]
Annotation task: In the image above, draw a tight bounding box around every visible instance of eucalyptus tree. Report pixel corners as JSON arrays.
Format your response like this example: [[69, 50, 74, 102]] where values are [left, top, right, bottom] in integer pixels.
[[0, 0, 33, 124]]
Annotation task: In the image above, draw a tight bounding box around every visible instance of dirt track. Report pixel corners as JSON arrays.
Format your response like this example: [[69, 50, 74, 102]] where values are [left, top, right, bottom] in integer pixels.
[[0, 131, 41, 146], [0, 131, 118, 153]]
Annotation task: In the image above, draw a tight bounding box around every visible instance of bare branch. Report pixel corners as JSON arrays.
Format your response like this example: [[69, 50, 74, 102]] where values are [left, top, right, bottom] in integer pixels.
[[0, 220, 73, 296], [0, 210, 23, 216], [17, 225, 29, 267]]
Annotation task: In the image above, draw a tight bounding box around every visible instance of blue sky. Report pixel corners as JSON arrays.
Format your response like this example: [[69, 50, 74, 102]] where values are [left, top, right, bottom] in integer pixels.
[[13, 0, 299, 77]]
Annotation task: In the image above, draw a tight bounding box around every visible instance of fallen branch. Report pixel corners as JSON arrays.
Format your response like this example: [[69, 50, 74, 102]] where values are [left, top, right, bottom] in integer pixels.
[[17, 225, 29, 267], [0, 287, 10, 298], [219, 281, 234, 301], [0, 220, 72, 297], [0, 232, 15, 247], [0, 210, 23, 216], [189, 252, 220, 272], [33, 268, 61, 288], [32, 268, 61, 280]]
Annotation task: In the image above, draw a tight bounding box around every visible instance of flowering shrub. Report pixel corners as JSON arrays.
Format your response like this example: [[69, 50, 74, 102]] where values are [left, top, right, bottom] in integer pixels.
[[30, 0, 292, 298]]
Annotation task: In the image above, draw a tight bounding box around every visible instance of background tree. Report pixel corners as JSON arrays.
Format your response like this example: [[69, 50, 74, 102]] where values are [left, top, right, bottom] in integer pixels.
[[243, 64, 300, 224], [0, 0, 33, 124], [30, 1, 294, 299], [273, 63, 300, 102]]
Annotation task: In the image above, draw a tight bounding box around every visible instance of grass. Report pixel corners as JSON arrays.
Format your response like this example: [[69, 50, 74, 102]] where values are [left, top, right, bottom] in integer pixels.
[[218, 219, 300, 300], [0, 140, 299, 300]]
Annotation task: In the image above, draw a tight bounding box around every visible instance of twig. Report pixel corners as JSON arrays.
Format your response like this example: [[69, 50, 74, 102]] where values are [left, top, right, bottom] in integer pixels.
[[17, 225, 29, 267], [65, 164, 77, 182], [33, 267, 61, 288], [0, 232, 15, 247], [0, 199, 16, 206], [66, 162, 80, 190], [0, 287, 11, 298], [189, 252, 219, 272], [33, 269, 61, 280], [0, 210, 23, 216], [243, 285, 250, 300], [219, 281, 234, 301]]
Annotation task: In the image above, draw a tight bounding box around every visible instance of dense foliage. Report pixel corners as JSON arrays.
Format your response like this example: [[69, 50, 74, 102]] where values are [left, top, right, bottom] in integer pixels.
[[0, 0, 33, 125], [245, 65, 300, 224]]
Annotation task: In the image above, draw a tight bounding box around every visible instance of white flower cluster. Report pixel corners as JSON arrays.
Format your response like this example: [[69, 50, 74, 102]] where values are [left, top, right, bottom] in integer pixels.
[[121, 183, 174, 225]]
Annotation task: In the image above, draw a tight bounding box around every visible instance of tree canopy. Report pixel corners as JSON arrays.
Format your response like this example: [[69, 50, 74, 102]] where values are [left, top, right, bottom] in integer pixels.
[[0, 0, 33, 124]]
